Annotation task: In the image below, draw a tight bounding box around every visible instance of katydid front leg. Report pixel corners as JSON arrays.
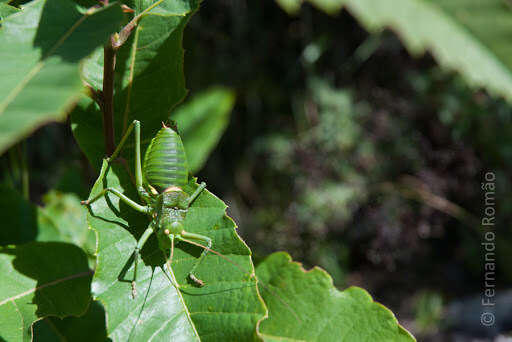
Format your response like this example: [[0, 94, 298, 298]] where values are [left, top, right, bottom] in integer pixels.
[[186, 182, 206, 207], [161, 234, 181, 290], [178, 231, 212, 286]]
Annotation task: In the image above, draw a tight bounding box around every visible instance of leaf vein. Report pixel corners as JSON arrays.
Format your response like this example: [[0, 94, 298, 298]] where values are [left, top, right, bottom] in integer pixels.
[[10, 300, 23, 340], [0, 271, 92, 306]]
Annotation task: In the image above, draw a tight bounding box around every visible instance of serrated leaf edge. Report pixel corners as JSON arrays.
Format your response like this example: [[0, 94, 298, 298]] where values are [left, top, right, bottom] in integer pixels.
[[255, 252, 416, 341]]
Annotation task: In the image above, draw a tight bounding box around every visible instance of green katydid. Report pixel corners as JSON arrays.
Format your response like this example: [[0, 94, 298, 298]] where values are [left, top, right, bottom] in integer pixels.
[[82, 122, 298, 341], [81, 119, 214, 297]]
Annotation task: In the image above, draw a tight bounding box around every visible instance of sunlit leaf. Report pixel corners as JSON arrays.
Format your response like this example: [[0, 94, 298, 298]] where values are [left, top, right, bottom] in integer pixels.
[[0, 2, 19, 22], [85, 159, 266, 341], [0, 0, 123, 154], [256, 252, 415, 342], [0, 242, 92, 342]]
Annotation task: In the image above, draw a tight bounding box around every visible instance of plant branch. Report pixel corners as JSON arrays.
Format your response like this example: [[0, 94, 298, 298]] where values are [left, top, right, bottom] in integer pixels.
[[114, 0, 163, 49], [101, 1, 163, 155], [18, 142, 29, 200], [102, 35, 116, 156]]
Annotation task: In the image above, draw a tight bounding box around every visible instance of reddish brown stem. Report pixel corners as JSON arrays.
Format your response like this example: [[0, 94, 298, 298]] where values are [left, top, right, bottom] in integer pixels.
[[102, 35, 116, 156]]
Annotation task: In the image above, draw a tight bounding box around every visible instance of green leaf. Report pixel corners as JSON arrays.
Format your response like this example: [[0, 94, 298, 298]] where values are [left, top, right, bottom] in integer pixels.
[[75, 0, 200, 170], [0, 2, 19, 22], [0, 242, 92, 342], [274, 0, 302, 14], [134, 0, 197, 16], [0, 186, 95, 258], [256, 252, 415, 342], [0, 0, 123, 155], [85, 159, 266, 341], [0, 185, 62, 245], [33, 300, 108, 342], [0, 187, 97, 342], [70, 100, 105, 170], [277, 0, 512, 102], [172, 87, 235, 173], [40, 190, 97, 264]]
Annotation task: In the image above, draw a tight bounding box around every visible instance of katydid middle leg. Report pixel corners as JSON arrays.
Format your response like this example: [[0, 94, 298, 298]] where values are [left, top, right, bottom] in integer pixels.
[[131, 226, 154, 298]]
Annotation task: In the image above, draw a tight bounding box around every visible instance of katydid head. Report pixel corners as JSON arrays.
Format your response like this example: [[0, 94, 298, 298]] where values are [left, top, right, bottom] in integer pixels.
[[156, 218, 183, 250]]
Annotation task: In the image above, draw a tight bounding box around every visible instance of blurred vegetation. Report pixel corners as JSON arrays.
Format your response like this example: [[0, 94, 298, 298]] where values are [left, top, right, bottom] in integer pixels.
[[183, 1, 512, 340], [1, 0, 512, 340]]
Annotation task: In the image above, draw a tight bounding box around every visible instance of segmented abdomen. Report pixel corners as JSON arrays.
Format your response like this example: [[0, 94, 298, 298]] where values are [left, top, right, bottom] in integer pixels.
[[143, 127, 188, 192]]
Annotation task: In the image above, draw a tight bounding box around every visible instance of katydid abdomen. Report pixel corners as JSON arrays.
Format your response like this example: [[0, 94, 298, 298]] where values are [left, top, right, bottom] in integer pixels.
[[143, 127, 189, 192]]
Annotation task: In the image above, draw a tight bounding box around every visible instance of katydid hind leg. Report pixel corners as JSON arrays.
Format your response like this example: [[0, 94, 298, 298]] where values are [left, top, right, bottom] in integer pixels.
[[81, 119, 151, 209], [131, 120, 154, 204], [110, 119, 152, 204], [109, 119, 139, 161], [81, 187, 150, 214]]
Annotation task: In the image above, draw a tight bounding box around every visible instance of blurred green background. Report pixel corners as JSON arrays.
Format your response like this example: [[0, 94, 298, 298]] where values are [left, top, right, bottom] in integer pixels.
[[2, 1, 512, 341]]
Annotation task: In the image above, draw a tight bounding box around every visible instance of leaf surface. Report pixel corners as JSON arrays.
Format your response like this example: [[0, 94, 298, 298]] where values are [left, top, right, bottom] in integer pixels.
[[171, 87, 235, 173], [0, 242, 92, 342], [277, 0, 512, 102], [0, 2, 18, 22], [40, 190, 96, 263], [85, 159, 266, 341], [0, 186, 100, 341], [256, 252, 415, 342], [0, 186, 95, 256], [0, 0, 123, 154], [0, 186, 66, 245]]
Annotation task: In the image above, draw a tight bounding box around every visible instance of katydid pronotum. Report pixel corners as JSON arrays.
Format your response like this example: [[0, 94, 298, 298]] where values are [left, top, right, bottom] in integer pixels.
[[81, 120, 215, 297]]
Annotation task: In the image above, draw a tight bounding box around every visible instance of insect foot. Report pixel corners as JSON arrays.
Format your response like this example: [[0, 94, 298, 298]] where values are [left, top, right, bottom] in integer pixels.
[[189, 274, 205, 287], [131, 281, 137, 298]]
